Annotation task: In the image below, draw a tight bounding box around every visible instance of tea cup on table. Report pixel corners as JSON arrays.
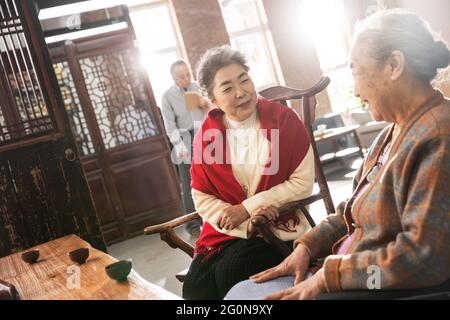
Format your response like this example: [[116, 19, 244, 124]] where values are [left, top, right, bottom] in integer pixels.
[[317, 124, 327, 135], [68, 247, 90, 264], [21, 249, 40, 264]]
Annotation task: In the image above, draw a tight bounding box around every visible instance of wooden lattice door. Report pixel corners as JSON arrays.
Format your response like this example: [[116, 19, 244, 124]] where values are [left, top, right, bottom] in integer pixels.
[[0, 0, 106, 257], [44, 6, 183, 245]]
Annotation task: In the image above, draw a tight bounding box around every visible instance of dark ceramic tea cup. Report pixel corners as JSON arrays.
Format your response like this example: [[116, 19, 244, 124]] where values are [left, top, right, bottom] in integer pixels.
[[68, 247, 89, 264], [21, 249, 40, 264], [105, 259, 132, 282]]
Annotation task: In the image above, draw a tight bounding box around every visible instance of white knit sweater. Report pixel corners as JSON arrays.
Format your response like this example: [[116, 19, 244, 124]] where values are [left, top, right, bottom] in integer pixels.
[[192, 111, 314, 241]]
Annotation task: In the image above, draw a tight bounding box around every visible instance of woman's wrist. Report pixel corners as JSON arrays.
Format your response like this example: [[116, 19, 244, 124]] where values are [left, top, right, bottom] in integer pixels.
[[296, 243, 311, 259], [238, 204, 250, 219], [314, 268, 328, 293]]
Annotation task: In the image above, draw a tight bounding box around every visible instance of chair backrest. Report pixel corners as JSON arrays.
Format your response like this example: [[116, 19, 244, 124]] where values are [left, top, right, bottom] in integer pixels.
[[259, 77, 335, 215]]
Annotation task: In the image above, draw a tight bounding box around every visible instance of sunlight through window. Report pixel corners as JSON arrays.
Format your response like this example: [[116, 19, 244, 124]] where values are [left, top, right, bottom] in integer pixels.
[[302, 0, 355, 112], [302, 0, 349, 71], [40, 1, 183, 106], [129, 2, 184, 107], [220, 0, 283, 90]]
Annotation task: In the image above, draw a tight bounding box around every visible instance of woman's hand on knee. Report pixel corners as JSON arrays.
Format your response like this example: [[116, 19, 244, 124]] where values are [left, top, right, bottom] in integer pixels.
[[265, 268, 327, 300], [250, 244, 311, 285]]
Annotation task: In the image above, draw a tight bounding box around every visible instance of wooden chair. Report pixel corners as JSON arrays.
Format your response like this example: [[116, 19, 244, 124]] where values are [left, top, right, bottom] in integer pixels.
[[144, 77, 335, 281]]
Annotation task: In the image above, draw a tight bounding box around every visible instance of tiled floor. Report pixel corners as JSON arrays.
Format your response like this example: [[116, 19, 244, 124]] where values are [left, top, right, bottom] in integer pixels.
[[108, 159, 361, 298]]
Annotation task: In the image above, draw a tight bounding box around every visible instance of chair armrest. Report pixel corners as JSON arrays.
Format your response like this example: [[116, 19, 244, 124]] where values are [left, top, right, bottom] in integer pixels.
[[251, 216, 292, 258], [144, 212, 202, 258], [251, 198, 311, 228], [249, 198, 321, 258], [144, 212, 201, 235]]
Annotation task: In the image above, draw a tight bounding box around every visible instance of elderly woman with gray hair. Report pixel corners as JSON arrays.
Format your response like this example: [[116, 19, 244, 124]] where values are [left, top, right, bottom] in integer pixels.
[[227, 9, 450, 300], [183, 45, 316, 299]]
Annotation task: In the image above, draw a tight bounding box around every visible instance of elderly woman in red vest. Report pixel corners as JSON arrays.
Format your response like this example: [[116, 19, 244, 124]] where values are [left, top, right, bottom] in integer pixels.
[[182, 45, 315, 299], [241, 9, 450, 300]]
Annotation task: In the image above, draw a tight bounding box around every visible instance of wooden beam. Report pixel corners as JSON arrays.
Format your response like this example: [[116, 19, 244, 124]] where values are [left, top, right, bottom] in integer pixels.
[[34, 0, 90, 11], [40, 5, 127, 37]]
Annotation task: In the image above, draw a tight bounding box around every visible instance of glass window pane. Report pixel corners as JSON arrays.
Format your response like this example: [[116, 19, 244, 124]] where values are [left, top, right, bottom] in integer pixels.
[[220, 0, 260, 33], [324, 67, 355, 112], [140, 51, 179, 106], [231, 33, 275, 88], [303, 0, 348, 70], [131, 4, 177, 53]]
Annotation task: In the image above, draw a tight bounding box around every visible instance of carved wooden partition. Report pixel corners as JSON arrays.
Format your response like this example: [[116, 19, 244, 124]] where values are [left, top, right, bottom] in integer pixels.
[[43, 6, 183, 245], [0, 0, 106, 257]]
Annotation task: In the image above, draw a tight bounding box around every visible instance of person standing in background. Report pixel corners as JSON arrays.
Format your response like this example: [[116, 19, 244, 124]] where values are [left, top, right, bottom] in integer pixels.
[[161, 60, 210, 236]]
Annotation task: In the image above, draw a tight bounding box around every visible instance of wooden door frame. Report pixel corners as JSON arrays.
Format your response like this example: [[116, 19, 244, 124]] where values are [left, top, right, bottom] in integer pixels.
[[43, 6, 182, 243]]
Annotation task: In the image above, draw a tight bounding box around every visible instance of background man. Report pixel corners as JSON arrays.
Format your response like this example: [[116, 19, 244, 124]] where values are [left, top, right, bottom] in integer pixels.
[[161, 60, 209, 236]]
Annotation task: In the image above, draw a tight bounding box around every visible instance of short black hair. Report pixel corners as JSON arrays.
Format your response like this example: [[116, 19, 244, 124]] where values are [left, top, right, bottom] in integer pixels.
[[196, 45, 249, 99]]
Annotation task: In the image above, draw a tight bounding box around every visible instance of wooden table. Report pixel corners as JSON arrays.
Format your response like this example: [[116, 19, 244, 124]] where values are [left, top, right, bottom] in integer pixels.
[[0, 235, 180, 300], [314, 125, 365, 164]]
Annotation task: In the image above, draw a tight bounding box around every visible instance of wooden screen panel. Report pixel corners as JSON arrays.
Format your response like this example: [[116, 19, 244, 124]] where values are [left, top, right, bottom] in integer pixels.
[[79, 48, 158, 150], [87, 175, 117, 226], [53, 61, 95, 156], [0, 1, 106, 256], [43, 9, 183, 244], [0, 0, 54, 143], [0, 141, 105, 256], [112, 157, 182, 218], [86, 175, 124, 244]]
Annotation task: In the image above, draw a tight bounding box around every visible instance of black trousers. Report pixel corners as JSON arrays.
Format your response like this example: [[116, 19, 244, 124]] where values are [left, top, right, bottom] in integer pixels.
[[183, 237, 287, 300]]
